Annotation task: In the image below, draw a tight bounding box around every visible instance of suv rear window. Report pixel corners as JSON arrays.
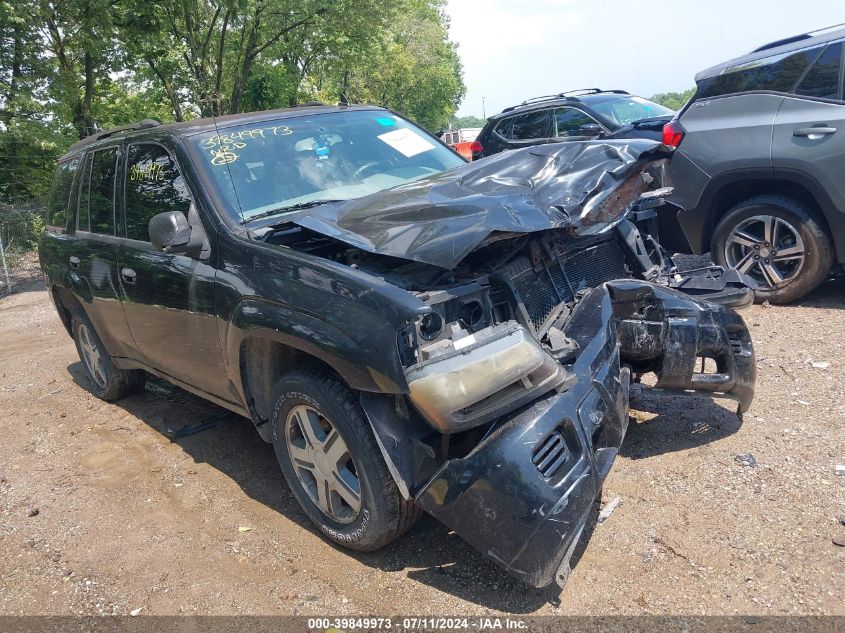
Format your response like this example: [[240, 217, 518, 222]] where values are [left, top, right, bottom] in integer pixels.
[[697, 44, 826, 99], [46, 159, 78, 229], [510, 111, 549, 140], [794, 41, 843, 100]]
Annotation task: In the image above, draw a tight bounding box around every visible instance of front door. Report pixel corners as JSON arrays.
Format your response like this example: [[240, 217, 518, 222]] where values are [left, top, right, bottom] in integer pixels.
[[116, 141, 229, 399]]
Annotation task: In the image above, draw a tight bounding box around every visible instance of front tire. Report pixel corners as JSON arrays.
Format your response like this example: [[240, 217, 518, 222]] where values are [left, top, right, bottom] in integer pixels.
[[71, 313, 145, 401], [269, 369, 420, 551], [711, 195, 833, 304]]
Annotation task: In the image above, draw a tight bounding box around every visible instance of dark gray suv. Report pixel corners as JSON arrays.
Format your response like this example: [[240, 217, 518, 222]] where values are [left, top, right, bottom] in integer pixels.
[[664, 25, 845, 303]]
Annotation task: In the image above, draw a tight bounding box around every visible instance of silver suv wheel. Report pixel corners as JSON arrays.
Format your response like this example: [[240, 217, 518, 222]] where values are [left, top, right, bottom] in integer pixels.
[[284, 404, 361, 524], [724, 214, 805, 289]]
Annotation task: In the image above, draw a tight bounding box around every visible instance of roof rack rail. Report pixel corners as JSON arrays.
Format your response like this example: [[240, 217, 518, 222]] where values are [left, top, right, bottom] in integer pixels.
[[560, 88, 631, 97], [751, 23, 845, 53], [91, 119, 161, 142], [499, 88, 631, 113]]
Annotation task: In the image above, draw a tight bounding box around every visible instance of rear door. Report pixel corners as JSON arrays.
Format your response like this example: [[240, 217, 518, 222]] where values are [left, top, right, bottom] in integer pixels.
[[116, 140, 229, 398], [70, 146, 135, 356], [772, 40, 845, 216], [508, 109, 553, 150]]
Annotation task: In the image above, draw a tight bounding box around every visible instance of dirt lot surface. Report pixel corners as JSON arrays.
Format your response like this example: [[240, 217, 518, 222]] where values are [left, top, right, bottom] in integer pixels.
[[1, 279, 843, 617]]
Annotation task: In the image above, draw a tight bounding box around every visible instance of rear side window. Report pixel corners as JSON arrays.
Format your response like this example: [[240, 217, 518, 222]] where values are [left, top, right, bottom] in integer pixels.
[[124, 144, 191, 242], [698, 44, 825, 99], [46, 159, 78, 229], [554, 108, 597, 137], [795, 42, 843, 100], [493, 118, 513, 140], [510, 110, 550, 139], [78, 148, 117, 235]]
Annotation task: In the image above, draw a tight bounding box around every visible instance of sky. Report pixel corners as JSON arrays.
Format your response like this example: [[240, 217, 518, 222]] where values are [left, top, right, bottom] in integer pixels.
[[445, 0, 844, 117]]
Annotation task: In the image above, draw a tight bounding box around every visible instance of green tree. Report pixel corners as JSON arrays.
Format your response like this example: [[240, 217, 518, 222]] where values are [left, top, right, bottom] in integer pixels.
[[334, 0, 464, 131], [0, 0, 73, 198], [449, 114, 486, 128], [650, 88, 696, 110]]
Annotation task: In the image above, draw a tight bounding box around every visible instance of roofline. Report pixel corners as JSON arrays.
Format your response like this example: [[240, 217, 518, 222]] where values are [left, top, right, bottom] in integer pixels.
[[65, 103, 387, 154], [488, 89, 634, 120], [695, 24, 845, 82]]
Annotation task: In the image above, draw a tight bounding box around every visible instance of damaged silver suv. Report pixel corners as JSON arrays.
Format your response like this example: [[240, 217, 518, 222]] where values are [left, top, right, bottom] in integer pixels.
[[39, 105, 756, 588]]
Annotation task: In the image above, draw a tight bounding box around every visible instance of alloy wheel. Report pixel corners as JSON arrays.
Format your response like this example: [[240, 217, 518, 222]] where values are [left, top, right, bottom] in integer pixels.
[[284, 404, 361, 523], [78, 323, 107, 388], [723, 214, 805, 289]]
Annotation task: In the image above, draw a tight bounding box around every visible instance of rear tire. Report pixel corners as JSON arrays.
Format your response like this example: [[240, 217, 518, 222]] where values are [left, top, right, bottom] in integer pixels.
[[269, 368, 420, 551], [71, 313, 145, 401], [711, 195, 833, 304]]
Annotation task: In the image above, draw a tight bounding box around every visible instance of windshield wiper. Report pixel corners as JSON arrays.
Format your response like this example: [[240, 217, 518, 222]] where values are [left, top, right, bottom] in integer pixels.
[[241, 199, 346, 224]]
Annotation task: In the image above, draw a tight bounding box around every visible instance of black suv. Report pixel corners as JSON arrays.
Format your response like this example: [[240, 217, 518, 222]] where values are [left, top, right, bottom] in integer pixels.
[[38, 105, 755, 588], [473, 89, 675, 160], [664, 25, 845, 303]]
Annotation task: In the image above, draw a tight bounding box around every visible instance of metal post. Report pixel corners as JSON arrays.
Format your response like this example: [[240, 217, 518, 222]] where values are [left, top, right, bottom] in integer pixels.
[[0, 234, 11, 294]]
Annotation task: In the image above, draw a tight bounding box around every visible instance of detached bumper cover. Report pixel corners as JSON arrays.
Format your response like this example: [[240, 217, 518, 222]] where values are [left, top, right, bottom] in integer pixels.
[[415, 286, 628, 588], [608, 279, 756, 413]]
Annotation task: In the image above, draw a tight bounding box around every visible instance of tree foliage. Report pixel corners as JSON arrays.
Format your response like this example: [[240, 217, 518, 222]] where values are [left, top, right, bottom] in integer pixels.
[[0, 0, 465, 199], [650, 88, 696, 111], [448, 114, 486, 129]]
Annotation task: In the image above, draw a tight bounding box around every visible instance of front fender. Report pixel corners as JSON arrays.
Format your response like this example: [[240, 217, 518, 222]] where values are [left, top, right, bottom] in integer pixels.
[[225, 298, 409, 399]]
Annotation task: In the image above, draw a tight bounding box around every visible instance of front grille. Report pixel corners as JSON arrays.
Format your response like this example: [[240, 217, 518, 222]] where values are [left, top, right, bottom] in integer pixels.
[[533, 430, 569, 479], [505, 240, 628, 329]]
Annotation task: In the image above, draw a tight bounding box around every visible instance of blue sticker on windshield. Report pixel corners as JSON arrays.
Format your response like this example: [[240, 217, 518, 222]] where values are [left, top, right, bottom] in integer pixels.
[[375, 117, 396, 126]]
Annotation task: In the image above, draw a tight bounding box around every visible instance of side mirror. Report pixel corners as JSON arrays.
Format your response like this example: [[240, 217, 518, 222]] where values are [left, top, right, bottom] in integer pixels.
[[579, 123, 603, 137], [149, 211, 201, 256]]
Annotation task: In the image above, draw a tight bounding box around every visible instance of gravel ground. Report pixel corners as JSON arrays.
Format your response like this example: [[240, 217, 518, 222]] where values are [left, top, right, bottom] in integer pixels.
[[0, 279, 843, 616]]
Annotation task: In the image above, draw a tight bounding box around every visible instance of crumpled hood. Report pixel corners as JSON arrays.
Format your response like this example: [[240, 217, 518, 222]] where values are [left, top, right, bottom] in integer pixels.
[[284, 139, 669, 269]]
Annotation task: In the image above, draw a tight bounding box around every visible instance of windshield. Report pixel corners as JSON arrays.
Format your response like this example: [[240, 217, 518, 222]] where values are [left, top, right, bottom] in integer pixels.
[[587, 96, 674, 127], [188, 110, 465, 223]]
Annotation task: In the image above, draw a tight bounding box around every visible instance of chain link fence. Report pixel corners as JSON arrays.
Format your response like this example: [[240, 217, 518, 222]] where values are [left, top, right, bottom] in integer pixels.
[[0, 200, 46, 296]]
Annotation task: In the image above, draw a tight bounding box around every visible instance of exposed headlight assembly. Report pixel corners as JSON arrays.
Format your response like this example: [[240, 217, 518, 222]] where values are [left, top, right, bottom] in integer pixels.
[[405, 321, 566, 433]]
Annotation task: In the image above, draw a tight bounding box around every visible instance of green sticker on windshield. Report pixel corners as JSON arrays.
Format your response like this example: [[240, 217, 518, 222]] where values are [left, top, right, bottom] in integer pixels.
[[375, 117, 396, 126]]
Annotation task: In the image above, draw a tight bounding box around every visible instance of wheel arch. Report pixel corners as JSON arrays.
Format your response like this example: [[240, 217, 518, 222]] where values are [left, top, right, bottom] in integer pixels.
[[693, 170, 840, 261], [238, 334, 355, 442], [49, 285, 83, 337]]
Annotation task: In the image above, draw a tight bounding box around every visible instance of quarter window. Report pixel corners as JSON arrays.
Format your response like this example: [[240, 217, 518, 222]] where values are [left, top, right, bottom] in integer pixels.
[[554, 108, 598, 137], [510, 110, 550, 139], [46, 159, 78, 229], [795, 42, 843, 100], [494, 118, 513, 140], [124, 144, 191, 242], [78, 148, 117, 235]]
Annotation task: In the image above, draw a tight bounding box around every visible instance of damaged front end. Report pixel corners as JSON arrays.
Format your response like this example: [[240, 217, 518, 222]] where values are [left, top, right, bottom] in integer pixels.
[[257, 139, 757, 588], [393, 276, 754, 589]]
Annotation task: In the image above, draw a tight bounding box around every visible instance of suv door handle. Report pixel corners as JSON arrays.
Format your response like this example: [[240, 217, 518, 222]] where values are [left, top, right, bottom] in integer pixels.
[[121, 267, 137, 284], [68, 256, 80, 269], [793, 126, 837, 137]]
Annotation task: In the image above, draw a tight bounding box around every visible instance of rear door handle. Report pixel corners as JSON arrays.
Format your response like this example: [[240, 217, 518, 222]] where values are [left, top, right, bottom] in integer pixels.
[[68, 256, 80, 269], [121, 267, 137, 284], [793, 126, 837, 137]]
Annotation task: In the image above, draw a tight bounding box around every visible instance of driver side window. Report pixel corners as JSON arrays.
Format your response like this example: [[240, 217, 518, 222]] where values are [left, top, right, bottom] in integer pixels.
[[124, 144, 191, 242], [554, 108, 599, 137]]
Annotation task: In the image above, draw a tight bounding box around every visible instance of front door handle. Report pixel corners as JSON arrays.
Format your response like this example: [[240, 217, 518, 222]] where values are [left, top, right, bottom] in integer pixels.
[[68, 256, 80, 269], [121, 267, 137, 284], [793, 126, 837, 138]]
